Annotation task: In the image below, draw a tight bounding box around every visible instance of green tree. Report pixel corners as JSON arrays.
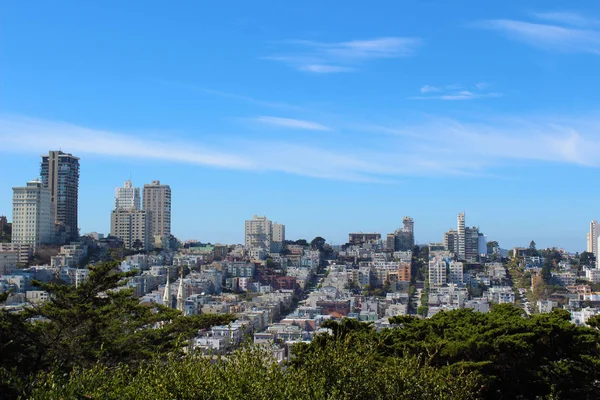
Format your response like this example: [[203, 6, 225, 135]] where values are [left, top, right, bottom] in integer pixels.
[[417, 305, 428, 317], [486, 240, 499, 255], [580, 251, 596, 267], [0, 262, 233, 397], [527, 240, 538, 257], [310, 236, 326, 251], [541, 265, 552, 283], [265, 257, 276, 268], [132, 239, 144, 252], [294, 239, 308, 247], [388, 305, 600, 399]]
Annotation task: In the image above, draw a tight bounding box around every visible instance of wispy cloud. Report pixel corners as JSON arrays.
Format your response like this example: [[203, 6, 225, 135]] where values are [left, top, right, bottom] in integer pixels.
[[533, 12, 600, 27], [478, 12, 600, 54], [420, 85, 440, 93], [256, 116, 331, 131], [266, 37, 422, 73], [3, 113, 600, 183], [298, 64, 354, 73], [411, 84, 500, 101], [158, 80, 302, 110]]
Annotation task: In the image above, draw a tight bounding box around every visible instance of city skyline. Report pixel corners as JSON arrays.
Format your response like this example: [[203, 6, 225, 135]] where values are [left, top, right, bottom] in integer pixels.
[[2, 1, 600, 250]]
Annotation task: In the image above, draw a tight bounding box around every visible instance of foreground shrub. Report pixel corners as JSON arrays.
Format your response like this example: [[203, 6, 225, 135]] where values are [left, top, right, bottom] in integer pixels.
[[29, 342, 481, 400]]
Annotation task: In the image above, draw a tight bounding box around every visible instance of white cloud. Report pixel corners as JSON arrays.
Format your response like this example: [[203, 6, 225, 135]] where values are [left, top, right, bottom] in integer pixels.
[[420, 85, 440, 93], [533, 12, 599, 27], [321, 37, 421, 59], [2, 113, 600, 183], [478, 18, 600, 54], [158, 81, 302, 111], [298, 64, 353, 73], [266, 36, 421, 73], [256, 116, 331, 131], [411, 84, 500, 101]]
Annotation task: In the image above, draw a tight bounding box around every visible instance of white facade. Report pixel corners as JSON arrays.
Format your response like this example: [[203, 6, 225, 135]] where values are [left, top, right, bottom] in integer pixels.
[[12, 180, 54, 249], [429, 258, 447, 288], [448, 261, 464, 285], [571, 307, 599, 327], [115, 180, 140, 210], [585, 268, 600, 284]]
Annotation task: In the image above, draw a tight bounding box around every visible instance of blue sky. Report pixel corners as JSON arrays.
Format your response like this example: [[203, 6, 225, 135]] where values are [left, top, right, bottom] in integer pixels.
[[2, 1, 600, 251]]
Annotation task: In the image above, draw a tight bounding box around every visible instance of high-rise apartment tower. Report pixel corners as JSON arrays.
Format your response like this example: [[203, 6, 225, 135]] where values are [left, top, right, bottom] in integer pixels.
[[12, 180, 54, 249], [457, 212, 466, 260], [40, 150, 80, 241], [143, 180, 171, 238]]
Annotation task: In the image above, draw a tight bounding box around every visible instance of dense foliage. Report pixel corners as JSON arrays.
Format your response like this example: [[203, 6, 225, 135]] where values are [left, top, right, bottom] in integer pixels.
[[293, 305, 600, 399], [30, 342, 480, 400], [0, 262, 233, 398]]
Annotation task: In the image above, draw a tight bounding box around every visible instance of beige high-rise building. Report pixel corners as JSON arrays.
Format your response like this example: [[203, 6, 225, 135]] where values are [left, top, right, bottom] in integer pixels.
[[588, 220, 600, 261], [272, 222, 285, 243], [143, 180, 171, 239], [12, 180, 54, 250], [40, 150, 80, 241], [245, 215, 272, 250], [110, 209, 150, 250]]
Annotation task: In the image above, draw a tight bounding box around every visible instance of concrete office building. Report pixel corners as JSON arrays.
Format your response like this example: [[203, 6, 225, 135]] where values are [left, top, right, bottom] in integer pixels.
[[348, 233, 381, 246], [0, 243, 33, 265], [465, 227, 480, 262], [444, 229, 458, 254], [272, 222, 285, 243], [40, 151, 80, 241], [110, 209, 150, 250], [0, 215, 7, 235], [386, 217, 415, 252], [115, 180, 140, 210], [143, 180, 171, 239], [12, 180, 54, 250], [271, 222, 285, 252]]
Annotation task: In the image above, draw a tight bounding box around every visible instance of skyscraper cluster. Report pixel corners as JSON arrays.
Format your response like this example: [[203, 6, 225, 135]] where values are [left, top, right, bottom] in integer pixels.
[[244, 215, 285, 257], [110, 180, 171, 250], [12, 151, 80, 250], [443, 212, 486, 262], [386, 217, 415, 252]]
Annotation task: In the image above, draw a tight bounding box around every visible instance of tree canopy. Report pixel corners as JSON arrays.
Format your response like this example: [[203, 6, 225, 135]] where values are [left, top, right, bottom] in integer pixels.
[[0, 262, 233, 398], [293, 305, 600, 399]]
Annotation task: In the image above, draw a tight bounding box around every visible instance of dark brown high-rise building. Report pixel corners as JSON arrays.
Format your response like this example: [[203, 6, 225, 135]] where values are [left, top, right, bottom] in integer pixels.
[[40, 151, 80, 241]]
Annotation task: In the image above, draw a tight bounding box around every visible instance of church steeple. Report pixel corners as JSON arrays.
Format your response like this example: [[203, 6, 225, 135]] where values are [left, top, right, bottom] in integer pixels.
[[162, 268, 171, 307], [176, 267, 186, 313]]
